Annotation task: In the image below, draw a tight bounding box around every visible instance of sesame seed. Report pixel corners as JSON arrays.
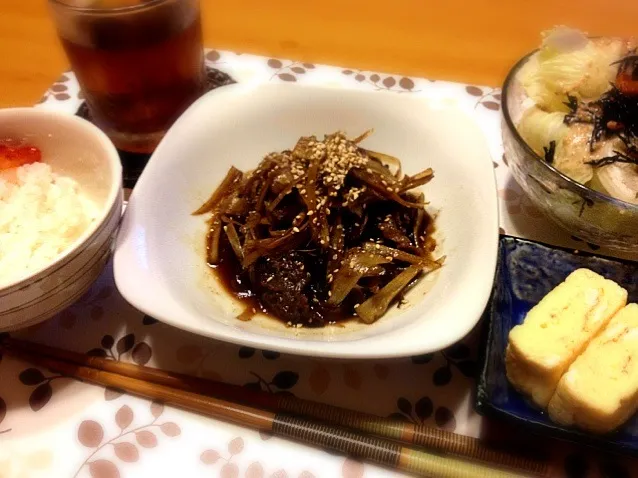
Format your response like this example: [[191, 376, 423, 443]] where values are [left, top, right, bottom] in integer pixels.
[[293, 227, 300, 233], [328, 291, 332, 297], [354, 303, 360, 308], [332, 254, 338, 260], [266, 276, 273, 282], [307, 210, 314, 216]]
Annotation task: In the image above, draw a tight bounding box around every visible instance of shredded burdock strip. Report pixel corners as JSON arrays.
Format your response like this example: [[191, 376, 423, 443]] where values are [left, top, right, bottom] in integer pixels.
[[196, 131, 442, 327]]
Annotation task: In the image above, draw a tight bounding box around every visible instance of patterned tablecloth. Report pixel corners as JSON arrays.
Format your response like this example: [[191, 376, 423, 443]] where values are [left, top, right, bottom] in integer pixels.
[[1, 50, 637, 478]]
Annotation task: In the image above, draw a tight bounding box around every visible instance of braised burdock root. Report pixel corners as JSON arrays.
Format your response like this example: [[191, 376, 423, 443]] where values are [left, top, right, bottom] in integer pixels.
[[194, 131, 443, 327]]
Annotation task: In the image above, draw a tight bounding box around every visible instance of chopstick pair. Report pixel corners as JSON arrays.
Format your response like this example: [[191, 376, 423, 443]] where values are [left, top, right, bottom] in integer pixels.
[[2, 338, 547, 477]]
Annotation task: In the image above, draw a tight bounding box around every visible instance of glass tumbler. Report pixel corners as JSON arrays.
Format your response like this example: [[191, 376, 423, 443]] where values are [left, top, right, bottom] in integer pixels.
[[49, 0, 206, 153]]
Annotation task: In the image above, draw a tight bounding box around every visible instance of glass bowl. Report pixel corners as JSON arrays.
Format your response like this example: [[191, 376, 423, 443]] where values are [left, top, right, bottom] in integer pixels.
[[501, 52, 638, 252]]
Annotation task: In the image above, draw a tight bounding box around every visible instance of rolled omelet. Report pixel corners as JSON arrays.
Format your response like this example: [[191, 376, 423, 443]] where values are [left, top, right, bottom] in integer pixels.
[[506, 268, 628, 407], [548, 304, 638, 433]]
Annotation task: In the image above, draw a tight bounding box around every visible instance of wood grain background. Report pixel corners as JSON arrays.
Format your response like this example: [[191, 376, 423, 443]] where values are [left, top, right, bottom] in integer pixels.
[[1, 0, 636, 107]]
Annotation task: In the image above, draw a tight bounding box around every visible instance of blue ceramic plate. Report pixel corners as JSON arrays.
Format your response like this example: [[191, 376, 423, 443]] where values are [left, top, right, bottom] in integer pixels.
[[476, 235, 638, 456]]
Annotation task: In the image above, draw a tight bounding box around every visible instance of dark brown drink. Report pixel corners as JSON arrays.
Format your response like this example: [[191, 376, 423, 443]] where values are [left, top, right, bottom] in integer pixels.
[[49, 0, 205, 153]]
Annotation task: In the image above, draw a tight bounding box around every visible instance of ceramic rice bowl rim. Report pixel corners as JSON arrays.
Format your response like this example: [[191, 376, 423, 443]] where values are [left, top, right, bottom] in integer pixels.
[[0, 108, 122, 295]]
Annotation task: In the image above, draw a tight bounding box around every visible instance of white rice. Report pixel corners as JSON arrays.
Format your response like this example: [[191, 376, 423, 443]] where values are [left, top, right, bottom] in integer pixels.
[[0, 162, 98, 287]]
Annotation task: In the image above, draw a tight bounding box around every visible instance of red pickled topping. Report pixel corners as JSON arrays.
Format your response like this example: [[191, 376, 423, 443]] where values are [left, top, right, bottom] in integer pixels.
[[0, 143, 42, 170]]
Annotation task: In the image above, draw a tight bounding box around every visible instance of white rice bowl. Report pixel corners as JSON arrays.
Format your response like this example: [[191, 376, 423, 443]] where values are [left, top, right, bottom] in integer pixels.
[[0, 162, 98, 287]]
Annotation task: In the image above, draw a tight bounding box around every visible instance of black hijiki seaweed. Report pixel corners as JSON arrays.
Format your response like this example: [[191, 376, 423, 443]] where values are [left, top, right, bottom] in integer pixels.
[[563, 60, 638, 167], [543, 140, 556, 164]]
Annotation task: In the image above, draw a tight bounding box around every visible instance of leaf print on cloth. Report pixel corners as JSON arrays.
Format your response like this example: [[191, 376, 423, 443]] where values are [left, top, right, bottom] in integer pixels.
[[115, 405, 134, 429], [201, 437, 317, 478], [53, 284, 113, 330], [244, 371, 299, 393], [175, 343, 221, 379], [245, 462, 264, 478], [131, 343, 152, 365], [50, 84, 71, 101], [0, 395, 9, 434], [309, 364, 331, 395], [135, 430, 158, 448], [267, 59, 316, 82], [104, 387, 125, 401], [372, 364, 389, 380], [116, 334, 135, 356], [388, 396, 433, 423], [73, 401, 180, 478], [434, 406, 457, 431], [228, 436, 244, 454], [206, 50, 222, 63], [18, 366, 68, 412], [86, 333, 153, 399], [79, 420, 104, 447], [466, 85, 502, 111], [343, 365, 362, 390], [238, 347, 281, 360], [388, 396, 456, 431], [200, 437, 244, 475], [341, 457, 364, 478], [432, 342, 477, 386], [88, 460, 120, 478], [409, 340, 477, 386], [410, 353, 434, 365], [142, 315, 159, 325], [342, 69, 421, 93]]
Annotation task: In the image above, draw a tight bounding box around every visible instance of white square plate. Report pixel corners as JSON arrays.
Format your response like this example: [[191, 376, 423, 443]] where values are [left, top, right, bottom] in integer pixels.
[[114, 83, 498, 358]]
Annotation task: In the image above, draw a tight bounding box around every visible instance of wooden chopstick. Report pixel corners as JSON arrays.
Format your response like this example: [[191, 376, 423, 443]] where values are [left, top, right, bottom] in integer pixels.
[[3, 339, 547, 477]]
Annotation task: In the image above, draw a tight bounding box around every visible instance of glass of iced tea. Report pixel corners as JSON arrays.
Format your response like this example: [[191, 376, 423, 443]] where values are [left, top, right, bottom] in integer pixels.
[[49, 0, 206, 153]]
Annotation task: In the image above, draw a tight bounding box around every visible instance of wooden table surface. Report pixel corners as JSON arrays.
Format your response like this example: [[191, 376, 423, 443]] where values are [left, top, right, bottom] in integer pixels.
[[1, 0, 637, 108]]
